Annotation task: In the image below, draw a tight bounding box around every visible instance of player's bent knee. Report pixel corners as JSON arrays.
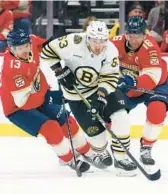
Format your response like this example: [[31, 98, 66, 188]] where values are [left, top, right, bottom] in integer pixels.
[[110, 109, 130, 135], [61, 116, 79, 138], [110, 109, 129, 121], [39, 120, 64, 145], [147, 101, 167, 124]]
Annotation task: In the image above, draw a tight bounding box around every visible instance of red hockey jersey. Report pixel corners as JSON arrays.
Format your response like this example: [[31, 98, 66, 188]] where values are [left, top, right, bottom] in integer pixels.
[[1, 35, 49, 116], [110, 34, 167, 97]]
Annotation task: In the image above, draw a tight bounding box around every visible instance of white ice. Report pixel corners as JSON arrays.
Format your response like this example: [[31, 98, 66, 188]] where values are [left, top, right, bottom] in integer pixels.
[[0, 137, 168, 194]]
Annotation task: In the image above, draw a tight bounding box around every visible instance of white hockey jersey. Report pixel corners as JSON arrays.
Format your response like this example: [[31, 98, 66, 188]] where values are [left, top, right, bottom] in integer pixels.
[[40, 33, 120, 101]]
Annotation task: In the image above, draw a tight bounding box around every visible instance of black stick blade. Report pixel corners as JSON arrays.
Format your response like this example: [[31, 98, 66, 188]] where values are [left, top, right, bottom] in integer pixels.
[[147, 169, 161, 181]]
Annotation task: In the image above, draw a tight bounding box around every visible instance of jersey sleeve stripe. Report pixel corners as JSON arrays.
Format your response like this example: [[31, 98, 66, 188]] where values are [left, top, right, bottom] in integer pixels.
[[48, 43, 62, 59], [98, 81, 117, 93], [41, 46, 61, 59], [99, 74, 119, 78], [106, 80, 118, 88], [41, 49, 57, 59], [99, 77, 119, 83], [46, 44, 56, 55], [43, 44, 57, 57], [99, 72, 119, 76]]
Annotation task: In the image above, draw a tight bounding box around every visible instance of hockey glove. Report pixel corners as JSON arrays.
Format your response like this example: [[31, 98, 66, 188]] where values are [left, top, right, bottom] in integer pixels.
[[90, 95, 107, 119], [55, 66, 76, 90], [118, 74, 137, 93], [45, 90, 64, 105]]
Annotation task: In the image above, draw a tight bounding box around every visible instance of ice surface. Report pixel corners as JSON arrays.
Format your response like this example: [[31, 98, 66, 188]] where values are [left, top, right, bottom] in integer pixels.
[[0, 137, 168, 194]]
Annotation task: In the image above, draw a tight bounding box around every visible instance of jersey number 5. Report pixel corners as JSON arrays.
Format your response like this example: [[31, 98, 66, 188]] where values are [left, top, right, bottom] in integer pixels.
[[10, 60, 21, 69]]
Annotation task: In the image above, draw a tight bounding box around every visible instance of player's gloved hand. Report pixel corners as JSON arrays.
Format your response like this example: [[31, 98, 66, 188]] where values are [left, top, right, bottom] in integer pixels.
[[55, 66, 76, 90], [90, 95, 107, 118], [118, 74, 137, 93], [45, 90, 64, 105]]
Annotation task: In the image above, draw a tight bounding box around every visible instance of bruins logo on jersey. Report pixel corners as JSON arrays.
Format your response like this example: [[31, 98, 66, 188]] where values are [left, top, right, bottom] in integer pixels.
[[87, 126, 99, 136], [75, 66, 98, 87], [74, 35, 82, 44]]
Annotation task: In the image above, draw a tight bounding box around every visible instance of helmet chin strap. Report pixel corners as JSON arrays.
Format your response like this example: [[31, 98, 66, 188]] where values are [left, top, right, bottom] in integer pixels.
[[86, 36, 96, 55], [86, 36, 92, 52], [86, 36, 90, 46]]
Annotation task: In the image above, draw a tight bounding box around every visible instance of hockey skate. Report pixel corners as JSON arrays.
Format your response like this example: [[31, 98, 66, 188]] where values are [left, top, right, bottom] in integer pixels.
[[114, 157, 137, 177], [140, 144, 155, 165], [110, 145, 137, 176], [83, 152, 107, 169], [97, 149, 113, 167], [67, 158, 90, 173], [83, 149, 112, 169]]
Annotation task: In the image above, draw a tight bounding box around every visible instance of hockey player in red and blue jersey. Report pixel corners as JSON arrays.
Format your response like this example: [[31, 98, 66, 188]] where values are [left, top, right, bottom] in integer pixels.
[[0, 29, 102, 173], [110, 16, 168, 165]]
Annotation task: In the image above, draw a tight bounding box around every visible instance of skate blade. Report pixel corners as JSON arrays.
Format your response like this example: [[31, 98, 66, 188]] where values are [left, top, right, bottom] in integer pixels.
[[60, 163, 95, 174], [85, 169, 95, 173], [115, 168, 138, 177]]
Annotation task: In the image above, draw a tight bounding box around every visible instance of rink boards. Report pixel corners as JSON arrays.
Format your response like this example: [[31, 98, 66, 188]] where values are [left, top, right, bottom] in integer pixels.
[[0, 55, 168, 138], [0, 123, 168, 139]]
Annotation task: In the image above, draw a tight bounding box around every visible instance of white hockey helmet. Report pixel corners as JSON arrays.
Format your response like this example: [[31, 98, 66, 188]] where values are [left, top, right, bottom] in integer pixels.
[[86, 21, 109, 40]]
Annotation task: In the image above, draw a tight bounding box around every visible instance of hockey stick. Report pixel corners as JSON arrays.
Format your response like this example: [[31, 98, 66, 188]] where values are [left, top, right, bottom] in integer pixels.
[[54, 65, 82, 176], [61, 88, 82, 177], [73, 85, 161, 181], [124, 84, 168, 96]]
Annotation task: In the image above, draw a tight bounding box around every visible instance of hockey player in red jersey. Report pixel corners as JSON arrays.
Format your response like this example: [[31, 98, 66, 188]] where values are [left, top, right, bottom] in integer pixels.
[[0, 29, 102, 173], [0, 2, 13, 52], [110, 16, 168, 165]]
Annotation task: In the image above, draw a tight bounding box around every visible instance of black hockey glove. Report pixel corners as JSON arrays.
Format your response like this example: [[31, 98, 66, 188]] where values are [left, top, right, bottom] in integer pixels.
[[55, 66, 76, 90], [90, 95, 107, 118]]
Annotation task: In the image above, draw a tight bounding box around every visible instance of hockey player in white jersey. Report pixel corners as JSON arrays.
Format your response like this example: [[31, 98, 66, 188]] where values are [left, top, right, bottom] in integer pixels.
[[40, 21, 137, 175]]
